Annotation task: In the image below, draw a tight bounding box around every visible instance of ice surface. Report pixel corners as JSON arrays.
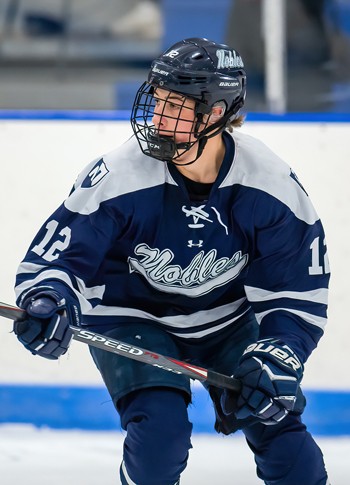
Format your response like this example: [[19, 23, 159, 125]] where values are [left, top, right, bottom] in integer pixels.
[[1, 425, 349, 484]]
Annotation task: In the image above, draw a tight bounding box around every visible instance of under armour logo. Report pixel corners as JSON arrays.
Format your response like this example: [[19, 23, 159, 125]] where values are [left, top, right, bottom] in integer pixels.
[[188, 240, 204, 248]]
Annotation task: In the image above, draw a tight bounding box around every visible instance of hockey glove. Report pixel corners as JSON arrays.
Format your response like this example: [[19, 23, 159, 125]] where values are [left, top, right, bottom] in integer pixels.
[[13, 288, 80, 360], [221, 338, 305, 425]]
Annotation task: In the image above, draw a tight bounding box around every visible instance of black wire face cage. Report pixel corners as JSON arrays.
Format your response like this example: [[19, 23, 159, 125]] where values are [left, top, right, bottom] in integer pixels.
[[131, 82, 215, 165]]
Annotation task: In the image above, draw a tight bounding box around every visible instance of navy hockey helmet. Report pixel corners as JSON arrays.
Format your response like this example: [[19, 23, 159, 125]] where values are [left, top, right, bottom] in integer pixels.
[[131, 37, 246, 164]]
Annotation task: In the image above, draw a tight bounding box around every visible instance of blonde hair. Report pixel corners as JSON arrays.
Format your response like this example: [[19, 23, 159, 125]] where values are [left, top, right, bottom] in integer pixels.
[[226, 114, 245, 132], [210, 102, 246, 132]]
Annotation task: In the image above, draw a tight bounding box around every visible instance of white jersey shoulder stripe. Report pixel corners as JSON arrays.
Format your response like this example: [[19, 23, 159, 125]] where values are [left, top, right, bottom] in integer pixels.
[[64, 136, 176, 215], [221, 131, 319, 225]]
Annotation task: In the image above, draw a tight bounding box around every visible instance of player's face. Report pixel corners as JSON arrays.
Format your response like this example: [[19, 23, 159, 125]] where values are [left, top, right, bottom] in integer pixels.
[[152, 88, 197, 144]]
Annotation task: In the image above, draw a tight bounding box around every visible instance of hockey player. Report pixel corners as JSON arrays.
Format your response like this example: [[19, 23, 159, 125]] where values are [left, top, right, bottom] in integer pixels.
[[13, 38, 330, 484]]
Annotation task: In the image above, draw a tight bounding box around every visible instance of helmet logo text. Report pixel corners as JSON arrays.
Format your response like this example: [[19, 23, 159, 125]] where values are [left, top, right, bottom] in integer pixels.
[[219, 81, 240, 87], [152, 66, 169, 76], [164, 50, 180, 58], [216, 49, 244, 69]]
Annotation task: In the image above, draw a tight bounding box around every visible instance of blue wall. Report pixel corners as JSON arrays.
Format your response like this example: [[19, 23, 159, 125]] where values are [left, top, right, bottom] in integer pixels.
[[0, 110, 350, 122], [1, 384, 349, 435]]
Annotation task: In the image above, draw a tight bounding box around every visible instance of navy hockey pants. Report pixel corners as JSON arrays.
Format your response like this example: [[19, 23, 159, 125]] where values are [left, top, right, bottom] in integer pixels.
[[117, 388, 328, 485], [89, 320, 328, 485], [119, 388, 192, 485], [244, 416, 328, 485]]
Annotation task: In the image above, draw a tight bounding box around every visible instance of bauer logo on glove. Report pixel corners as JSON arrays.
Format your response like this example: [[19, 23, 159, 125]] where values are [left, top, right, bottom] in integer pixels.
[[221, 338, 305, 425], [242, 339, 303, 372]]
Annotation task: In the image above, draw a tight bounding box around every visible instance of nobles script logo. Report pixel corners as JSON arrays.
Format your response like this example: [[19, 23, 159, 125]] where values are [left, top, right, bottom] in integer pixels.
[[216, 49, 244, 69], [128, 243, 248, 297]]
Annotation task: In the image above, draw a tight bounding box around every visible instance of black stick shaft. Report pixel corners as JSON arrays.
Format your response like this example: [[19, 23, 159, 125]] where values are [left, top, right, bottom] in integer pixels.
[[0, 301, 241, 392]]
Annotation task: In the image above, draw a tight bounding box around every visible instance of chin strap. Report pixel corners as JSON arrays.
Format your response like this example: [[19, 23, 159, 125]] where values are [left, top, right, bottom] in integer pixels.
[[146, 129, 208, 165]]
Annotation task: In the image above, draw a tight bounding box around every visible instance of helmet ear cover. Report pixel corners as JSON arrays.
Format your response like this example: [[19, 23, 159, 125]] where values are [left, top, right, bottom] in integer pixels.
[[193, 97, 244, 142]]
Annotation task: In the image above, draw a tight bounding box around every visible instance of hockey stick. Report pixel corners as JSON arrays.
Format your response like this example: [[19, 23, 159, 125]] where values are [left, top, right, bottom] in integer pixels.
[[0, 301, 241, 392]]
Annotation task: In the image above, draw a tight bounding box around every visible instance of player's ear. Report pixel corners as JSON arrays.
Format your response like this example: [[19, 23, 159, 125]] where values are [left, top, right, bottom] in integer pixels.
[[209, 105, 225, 124]]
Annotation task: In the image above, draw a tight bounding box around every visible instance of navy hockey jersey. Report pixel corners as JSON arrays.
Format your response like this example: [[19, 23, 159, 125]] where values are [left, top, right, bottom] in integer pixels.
[[15, 130, 330, 362]]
